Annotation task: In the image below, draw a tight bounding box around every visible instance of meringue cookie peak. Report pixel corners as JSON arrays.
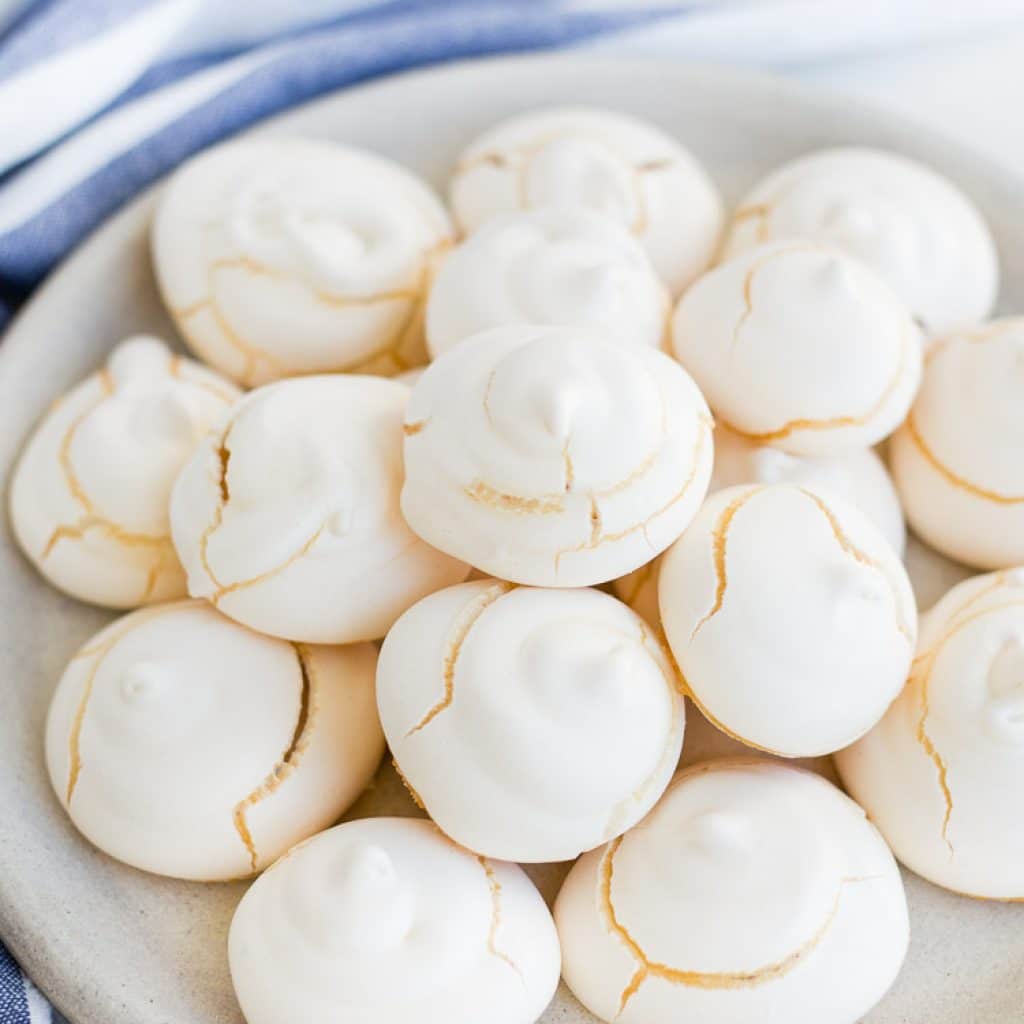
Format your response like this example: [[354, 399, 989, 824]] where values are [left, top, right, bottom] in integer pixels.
[[10, 336, 239, 608], [169, 375, 468, 643], [449, 106, 722, 296], [659, 484, 916, 757], [891, 318, 1024, 569], [401, 325, 713, 587], [554, 760, 908, 1024], [377, 581, 685, 862], [836, 570, 1024, 899], [152, 137, 452, 386], [44, 600, 383, 880], [228, 818, 561, 1024], [724, 147, 998, 335], [425, 207, 668, 357], [671, 241, 922, 456]]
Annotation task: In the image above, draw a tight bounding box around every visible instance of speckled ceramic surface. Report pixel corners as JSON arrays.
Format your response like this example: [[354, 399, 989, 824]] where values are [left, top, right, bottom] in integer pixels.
[[1, 55, 1021, 1024]]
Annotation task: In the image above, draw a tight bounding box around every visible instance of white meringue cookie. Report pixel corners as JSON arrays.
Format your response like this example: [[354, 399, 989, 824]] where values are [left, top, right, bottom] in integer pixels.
[[449, 107, 722, 296], [153, 137, 453, 386], [836, 570, 1024, 899], [401, 324, 714, 587], [170, 375, 468, 643], [711, 425, 906, 556], [45, 600, 383, 881], [671, 241, 922, 456], [425, 207, 668, 358], [10, 336, 239, 608], [891, 318, 1024, 569], [659, 484, 916, 757], [377, 581, 685, 862], [228, 817, 561, 1024], [724, 147, 998, 335], [555, 759, 908, 1024]]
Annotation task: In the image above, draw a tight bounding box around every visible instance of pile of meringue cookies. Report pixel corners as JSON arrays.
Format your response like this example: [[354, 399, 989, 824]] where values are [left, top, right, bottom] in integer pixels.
[[9, 105, 1024, 1024]]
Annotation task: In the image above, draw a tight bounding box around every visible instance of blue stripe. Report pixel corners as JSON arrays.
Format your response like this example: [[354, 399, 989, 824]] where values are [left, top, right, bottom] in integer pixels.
[[0, 4, 674, 294], [0, 0, 155, 84], [0, 943, 30, 1024]]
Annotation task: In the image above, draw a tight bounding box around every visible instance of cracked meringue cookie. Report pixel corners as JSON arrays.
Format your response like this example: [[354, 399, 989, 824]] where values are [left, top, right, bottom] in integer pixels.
[[891, 318, 1024, 569], [229, 817, 561, 1024], [659, 484, 917, 757], [671, 241, 922, 456], [555, 759, 908, 1024], [152, 137, 453, 387], [836, 570, 1024, 899], [425, 207, 668, 358], [378, 581, 684, 862], [401, 324, 714, 587], [10, 336, 239, 608], [45, 600, 383, 881], [449, 107, 722, 296], [724, 147, 997, 336], [710, 424, 906, 556], [169, 375, 469, 643]]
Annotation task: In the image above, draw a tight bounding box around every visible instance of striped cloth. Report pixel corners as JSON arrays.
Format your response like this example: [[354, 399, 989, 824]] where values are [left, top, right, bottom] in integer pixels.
[[1, 2, 1023, 1022]]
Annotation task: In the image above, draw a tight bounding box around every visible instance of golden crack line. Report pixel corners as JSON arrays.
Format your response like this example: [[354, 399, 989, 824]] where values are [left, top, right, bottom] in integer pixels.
[[210, 256, 420, 307], [600, 836, 878, 1014], [906, 413, 1024, 504], [65, 643, 114, 805], [478, 856, 525, 982], [689, 487, 762, 643], [403, 419, 429, 437], [42, 516, 172, 559], [233, 642, 318, 873], [721, 319, 914, 444], [210, 525, 325, 606], [465, 480, 565, 515], [799, 488, 912, 643], [911, 591, 1024, 857], [729, 243, 819, 355], [405, 582, 514, 737], [58, 391, 109, 515], [554, 415, 712, 570], [173, 298, 211, 320], [392, 757, 426, 810], [197, 428, 233, 592], [563, 438, 575, 493]]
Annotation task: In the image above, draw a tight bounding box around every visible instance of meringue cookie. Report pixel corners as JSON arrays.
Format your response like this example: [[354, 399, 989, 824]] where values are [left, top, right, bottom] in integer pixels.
[[425, 207, 668, 358], [724, 147, 998, 335], [153, 137, 453, 386], [659, 484, 916, 757], [393, 366, 426, 387], [449, 107, 722, 296], [170, 375, 468, 643], [711, 424, 906, 556], [671, 241, 922, 456], [45, 600, 383, 880], [401, 325, 714, 587], [836, 570, 1024, 899], [10, 336, 239, 608], [555, 759, 908, 1024], [890, 318, 1024, 569], [229, 817, 561, 1024], [377, 581, 684, 862]]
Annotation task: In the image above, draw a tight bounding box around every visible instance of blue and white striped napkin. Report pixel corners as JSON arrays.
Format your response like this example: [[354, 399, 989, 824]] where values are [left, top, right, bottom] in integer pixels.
[[2, 2, 1023, 1022]]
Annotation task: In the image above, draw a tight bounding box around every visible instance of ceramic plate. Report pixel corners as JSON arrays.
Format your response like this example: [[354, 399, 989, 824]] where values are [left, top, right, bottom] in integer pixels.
[[0, 55, 1020, 1024]]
